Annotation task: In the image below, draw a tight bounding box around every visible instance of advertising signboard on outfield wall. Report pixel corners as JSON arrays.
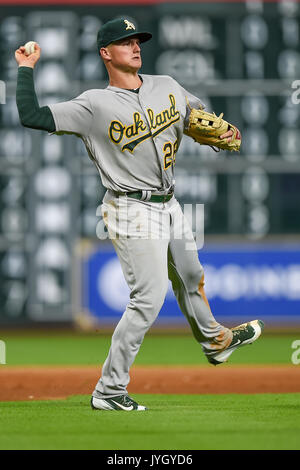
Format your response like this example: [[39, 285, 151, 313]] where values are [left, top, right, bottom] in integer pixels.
[[82, 243, 300, 327]]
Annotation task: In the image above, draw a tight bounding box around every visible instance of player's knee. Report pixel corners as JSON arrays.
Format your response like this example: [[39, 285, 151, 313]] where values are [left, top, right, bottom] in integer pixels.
[[198, 273, 205, 290], [132, 292, 166, 329], [130, 279, 168, 316], [150, 280, 169, 313], [183, 264, 205, 292]]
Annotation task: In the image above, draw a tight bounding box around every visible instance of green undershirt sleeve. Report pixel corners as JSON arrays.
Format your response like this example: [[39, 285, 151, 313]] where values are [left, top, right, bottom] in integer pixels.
[[16, 66, 56, 132]]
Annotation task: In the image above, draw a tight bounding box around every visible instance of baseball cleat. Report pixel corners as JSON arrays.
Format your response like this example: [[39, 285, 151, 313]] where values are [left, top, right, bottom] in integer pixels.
[[91, 394, 147, 411], [207, 319, 264, 365]]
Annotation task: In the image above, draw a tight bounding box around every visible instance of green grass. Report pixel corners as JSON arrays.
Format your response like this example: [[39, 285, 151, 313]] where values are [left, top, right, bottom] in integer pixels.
[[0, 393, 299, 450], [1, 332, 299, 450], [1, 332, 298, 366]]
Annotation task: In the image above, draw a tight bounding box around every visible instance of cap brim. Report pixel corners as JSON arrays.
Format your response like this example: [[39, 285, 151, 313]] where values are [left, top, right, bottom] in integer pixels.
[[106, 31, 152, 47]]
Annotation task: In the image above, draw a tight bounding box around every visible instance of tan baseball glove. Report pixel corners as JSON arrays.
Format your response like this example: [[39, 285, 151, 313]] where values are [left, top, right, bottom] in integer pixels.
[[184, 106, 242, 152]]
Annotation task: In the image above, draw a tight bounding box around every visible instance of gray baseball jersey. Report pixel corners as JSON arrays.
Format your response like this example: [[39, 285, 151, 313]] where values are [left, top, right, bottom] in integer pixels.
[[48, 74, 204, 193]]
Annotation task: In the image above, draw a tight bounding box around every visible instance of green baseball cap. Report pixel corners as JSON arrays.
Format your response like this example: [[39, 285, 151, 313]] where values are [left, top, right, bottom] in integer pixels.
[[97, 17, 152, 51]]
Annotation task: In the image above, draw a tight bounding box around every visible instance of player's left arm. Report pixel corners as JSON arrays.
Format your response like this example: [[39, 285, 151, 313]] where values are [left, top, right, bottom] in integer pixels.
[[183, 93, 241, 149], [178, 81, 241, 146]]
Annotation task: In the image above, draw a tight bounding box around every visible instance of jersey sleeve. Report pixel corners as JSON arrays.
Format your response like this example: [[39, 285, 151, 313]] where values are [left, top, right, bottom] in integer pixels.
[[183, 88, 205, 111], [178, 85, 206, 131], [176, 82, 205, 111], [48, 92, 93, 137], [169, 77, 206, 129]]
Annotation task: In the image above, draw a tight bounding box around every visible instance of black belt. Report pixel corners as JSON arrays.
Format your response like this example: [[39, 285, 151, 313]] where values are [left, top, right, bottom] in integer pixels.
[[123, 191, 174, 203]]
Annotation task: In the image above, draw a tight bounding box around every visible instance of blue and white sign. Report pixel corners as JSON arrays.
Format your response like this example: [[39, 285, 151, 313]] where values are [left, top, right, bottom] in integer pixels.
[[82, 243, 300, 325]]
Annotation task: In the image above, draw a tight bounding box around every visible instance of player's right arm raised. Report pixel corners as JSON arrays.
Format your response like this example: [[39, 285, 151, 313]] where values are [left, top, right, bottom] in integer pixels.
[[15, 43, 56, 132], [15, 43, 93, 136]]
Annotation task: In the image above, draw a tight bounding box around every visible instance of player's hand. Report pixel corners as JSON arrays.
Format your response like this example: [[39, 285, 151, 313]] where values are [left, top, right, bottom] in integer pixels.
[[15, 43, 41, 69], [220, 128, 241, 143]]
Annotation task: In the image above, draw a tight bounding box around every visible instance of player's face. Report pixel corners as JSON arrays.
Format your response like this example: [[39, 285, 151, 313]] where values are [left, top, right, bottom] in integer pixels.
[[105, 37, 142, 72]]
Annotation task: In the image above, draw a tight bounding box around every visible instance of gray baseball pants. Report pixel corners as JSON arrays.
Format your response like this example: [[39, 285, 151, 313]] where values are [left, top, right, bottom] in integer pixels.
[[93, 192, 232, 398]]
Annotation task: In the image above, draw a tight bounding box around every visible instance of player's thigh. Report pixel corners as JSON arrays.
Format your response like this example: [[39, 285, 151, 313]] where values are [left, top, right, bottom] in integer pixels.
[[168, 203, 204, 289], [113, 237, 170, 298]]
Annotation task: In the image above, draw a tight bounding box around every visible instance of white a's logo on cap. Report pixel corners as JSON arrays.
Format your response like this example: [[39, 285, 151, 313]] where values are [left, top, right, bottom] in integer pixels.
[[124, 19, 135, 30]]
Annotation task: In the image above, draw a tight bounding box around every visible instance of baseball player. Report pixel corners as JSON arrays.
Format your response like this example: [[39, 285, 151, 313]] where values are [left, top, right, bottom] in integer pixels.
[[15, 18, 264, 412]]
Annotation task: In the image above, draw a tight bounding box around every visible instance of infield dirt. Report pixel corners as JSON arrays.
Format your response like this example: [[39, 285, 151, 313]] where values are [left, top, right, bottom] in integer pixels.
[[0, 365, 299, 401]]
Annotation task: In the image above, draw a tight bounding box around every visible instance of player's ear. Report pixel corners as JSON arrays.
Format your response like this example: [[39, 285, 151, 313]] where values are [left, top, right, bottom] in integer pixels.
[[100, 47, 111, 61]]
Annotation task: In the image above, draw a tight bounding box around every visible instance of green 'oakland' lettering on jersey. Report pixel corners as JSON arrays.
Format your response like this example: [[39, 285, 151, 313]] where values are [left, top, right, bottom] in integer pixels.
[[109, 112, 147, 144], [108, 94, 180, 153], [146, 94, 179, 129]]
